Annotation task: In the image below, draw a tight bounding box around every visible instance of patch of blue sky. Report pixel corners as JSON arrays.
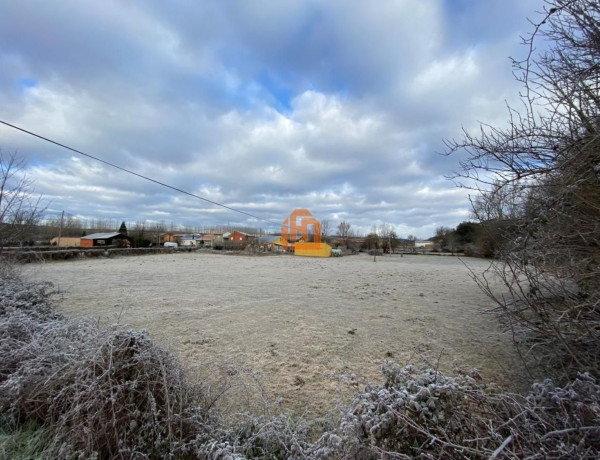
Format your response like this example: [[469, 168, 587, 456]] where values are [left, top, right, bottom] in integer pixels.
[[28, 158, 52, 168], [442, 0, 472, 14], [255, 70, 294, 113], [19, 77, 37, 89], [213, 80, 259, 112]]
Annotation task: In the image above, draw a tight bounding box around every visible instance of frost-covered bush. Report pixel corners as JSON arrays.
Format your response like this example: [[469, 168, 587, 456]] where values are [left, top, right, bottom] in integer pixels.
[[511, 373, 600, 457], [0, 267, 56, 318], [172, 412, 340, 459], [336, 361, 506, 458], [335, 362, 600, 459], [174, 362, 600, 459], [0, 271, 212, 458]]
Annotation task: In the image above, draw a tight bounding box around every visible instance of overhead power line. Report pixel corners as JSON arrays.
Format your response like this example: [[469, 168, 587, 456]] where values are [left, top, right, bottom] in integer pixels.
[[0, 119, 282, 228]]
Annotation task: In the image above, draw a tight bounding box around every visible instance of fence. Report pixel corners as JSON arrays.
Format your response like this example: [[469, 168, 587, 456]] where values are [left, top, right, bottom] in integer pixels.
[[1, 246, 189, 263]]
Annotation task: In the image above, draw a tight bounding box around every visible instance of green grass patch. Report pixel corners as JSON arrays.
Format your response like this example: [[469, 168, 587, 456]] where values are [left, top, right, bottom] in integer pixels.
[[0, 417, 54, 460]]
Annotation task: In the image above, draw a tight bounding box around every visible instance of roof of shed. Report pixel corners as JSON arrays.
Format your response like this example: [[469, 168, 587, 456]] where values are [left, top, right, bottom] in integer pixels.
[[81, 232, 124, 240]]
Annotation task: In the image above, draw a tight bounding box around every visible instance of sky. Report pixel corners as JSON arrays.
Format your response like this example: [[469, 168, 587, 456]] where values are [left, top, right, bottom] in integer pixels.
[[0, 0, 546, 238]]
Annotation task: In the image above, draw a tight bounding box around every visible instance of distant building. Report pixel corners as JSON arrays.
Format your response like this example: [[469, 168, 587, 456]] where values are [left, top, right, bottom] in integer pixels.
[[415, 240, 435, 249], [80, 232, 130, 247], [161, 233, 178, 243], [176, 234, 202, 247], [200, 234, 216, 247], [225, 231, 254, 242], [50, 237, 82, 247]]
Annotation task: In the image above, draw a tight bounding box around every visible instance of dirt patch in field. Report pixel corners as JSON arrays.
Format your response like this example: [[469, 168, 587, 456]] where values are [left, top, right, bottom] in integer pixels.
[[23, 252, 529, 415]]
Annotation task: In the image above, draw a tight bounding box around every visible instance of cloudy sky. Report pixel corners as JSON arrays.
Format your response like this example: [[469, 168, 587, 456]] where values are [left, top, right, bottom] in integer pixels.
[[1, 0, 545, 238]]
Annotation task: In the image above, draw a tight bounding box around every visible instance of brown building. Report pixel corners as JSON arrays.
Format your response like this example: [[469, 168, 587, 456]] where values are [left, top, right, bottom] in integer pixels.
[[225, 231, 254, 242], [161, 233, 178, 243], [80, 232, 129, 247], [50, 237, 83, 247]]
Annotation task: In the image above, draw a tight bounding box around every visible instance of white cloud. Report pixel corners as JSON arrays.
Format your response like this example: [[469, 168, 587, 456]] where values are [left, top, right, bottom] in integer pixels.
[[0, 0, 546, 237], [411, 50, 480, 94]]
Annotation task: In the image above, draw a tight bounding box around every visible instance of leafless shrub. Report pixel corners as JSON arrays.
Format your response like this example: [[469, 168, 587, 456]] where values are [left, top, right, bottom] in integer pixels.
[[190, 361, 600, 459], [446, 0, 600, 380], [0, 272, 213, 458], [331, 361, 600, 459], [0, 150, 46, 255], [223, 413, 324, 459], [0, 266, 56, 318], [335, 361, 503, 458]]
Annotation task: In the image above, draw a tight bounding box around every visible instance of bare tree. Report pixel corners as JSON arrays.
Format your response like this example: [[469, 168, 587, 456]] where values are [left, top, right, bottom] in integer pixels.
[[363, 232, 380, 250], [91, 217, 115, 233], [446, 0, 600, 380], [377, 223, 395, 254], [336, 221, 351, 247], [320, 218, 331, 242], [131, 220, 151, 247], [0, 150, 45, 253], [153, 221, 166, 245], [434, 226, 457, 252]]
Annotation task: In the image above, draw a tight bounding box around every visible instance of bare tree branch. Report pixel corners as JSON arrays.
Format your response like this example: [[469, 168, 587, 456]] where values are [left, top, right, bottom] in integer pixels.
[[446, 0, 600, 380], [0, 150, 46, 253]]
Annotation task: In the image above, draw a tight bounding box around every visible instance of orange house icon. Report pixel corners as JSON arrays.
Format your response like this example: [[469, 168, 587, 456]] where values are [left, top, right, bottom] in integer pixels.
[[281, 209, 332, 257]]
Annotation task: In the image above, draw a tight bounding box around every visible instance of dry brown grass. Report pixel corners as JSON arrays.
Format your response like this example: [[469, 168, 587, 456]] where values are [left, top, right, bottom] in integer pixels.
[[23, 252, 530, 415]]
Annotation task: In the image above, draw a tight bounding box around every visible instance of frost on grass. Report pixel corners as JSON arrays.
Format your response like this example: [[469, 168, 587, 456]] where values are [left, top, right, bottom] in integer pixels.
[[337, 362, 600, 458], [0, 269, 215, 458], [0, 268, 56, 318], [1, 270, 599, 459]]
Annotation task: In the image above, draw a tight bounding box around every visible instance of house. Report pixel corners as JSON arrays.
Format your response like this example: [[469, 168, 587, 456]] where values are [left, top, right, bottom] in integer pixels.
[[176, 234, 202, 247], [199, 233, 226, 247], [200, 234, 218, 247], [224, 231, 254, 243], [161, 233, 178, 243], [212, 233, 225, 246], [50, 237, 83, 247], [80, 232, 130, 247], [415, 240, 435, 250], [200, 234, 214, 247]]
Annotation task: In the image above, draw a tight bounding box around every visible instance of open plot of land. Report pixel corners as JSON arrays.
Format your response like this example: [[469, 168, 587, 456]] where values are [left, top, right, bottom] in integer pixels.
[[23, 252, 528, 415]]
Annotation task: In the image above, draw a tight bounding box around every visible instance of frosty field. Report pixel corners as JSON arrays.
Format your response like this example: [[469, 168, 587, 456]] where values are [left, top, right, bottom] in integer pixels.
[[23, 252, 527, 414]]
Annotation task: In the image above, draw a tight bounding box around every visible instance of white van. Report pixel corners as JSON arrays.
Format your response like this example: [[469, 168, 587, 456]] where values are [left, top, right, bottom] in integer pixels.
[[164, 242, 178, 248]]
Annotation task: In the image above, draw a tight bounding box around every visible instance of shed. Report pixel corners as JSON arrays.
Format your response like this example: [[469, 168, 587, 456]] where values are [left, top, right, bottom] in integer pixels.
[[80, 232, 129, 247], [50, 236, 83, 247]]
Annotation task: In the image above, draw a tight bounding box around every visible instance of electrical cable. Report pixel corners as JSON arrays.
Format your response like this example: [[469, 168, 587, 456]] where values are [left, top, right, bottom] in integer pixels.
[[0, 119, 284, 229]]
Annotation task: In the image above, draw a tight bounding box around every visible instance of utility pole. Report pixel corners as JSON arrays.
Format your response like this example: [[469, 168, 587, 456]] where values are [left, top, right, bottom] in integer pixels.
[[57, 210, 64, 247]]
